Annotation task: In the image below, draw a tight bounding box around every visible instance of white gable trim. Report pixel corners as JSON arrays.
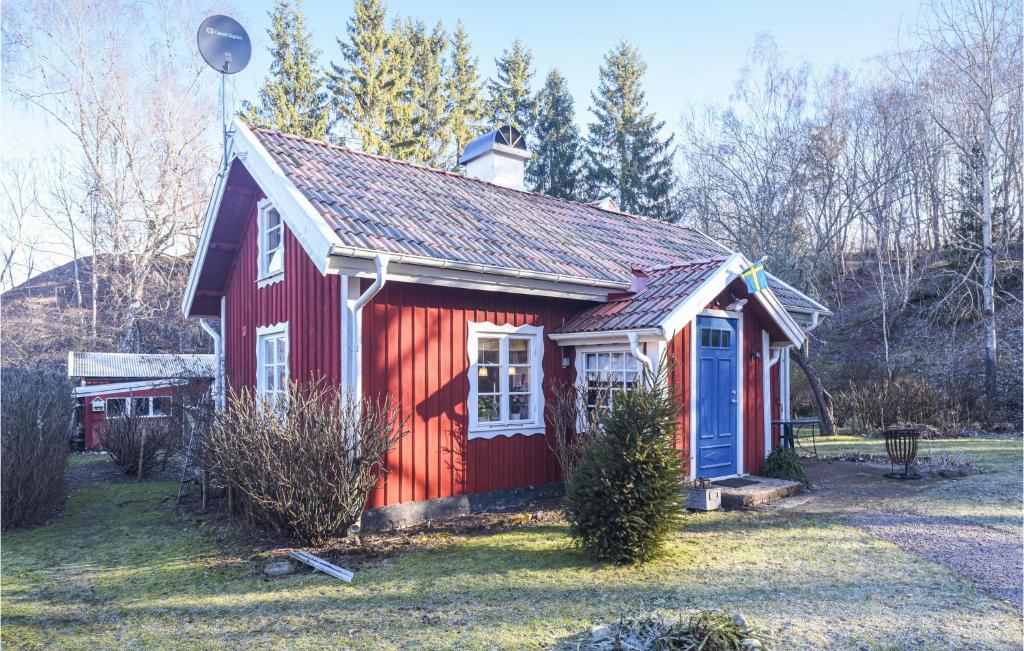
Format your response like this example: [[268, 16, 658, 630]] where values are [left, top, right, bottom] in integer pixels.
[[182, 120, 345, 317], [74, 379, 191, 398]]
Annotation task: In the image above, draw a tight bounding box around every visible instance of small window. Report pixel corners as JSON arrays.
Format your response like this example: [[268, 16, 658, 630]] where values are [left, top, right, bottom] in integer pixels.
[[468, 323, 545, 436], [106, 397, 129, 418], [257, 323, 289, 408], [258, 201, 284, 284], [583, 351, 640, 413], [150, 396, 172, 417], [700, 327, 731, 349]]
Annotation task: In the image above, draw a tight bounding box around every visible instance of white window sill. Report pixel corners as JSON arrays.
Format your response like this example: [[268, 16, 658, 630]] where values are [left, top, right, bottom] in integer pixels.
[[468, 424, 546, 440], [257, 272, 284, 288]]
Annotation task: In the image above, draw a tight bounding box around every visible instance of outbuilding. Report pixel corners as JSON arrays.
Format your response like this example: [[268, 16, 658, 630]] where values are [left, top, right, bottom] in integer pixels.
[[182, 121, 830, 527], [68, 352, 215, 449]]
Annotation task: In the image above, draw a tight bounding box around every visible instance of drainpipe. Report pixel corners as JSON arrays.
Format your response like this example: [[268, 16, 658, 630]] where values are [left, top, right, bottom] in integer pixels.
[[627, 331, 654, 383], [767, 348, 783, 368], [199, 317, 223, 410], [350, 254, 391, 399]]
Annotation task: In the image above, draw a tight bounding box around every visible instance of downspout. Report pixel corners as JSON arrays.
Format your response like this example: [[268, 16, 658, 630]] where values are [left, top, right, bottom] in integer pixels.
[[350, 254, 391, 399], [199, 317, 223, 410], [627, 332, 655, 383], [767, 348, 783, 368]]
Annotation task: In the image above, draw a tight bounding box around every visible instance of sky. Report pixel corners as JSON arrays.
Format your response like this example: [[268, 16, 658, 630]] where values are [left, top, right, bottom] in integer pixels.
[[1, 0, 926, 280]]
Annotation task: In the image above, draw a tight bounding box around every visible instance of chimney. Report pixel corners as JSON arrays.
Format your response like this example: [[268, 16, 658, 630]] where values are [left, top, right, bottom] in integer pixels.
[[630, 266, 649, 293], [459, 125, 530, 190]]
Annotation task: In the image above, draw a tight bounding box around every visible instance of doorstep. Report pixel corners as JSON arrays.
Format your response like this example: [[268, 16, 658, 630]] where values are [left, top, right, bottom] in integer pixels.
[[712, 476, 802, 508]]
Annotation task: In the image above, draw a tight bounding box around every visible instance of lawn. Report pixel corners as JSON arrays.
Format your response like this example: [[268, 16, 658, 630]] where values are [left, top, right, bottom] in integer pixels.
[[2, 440, 1022, 650]]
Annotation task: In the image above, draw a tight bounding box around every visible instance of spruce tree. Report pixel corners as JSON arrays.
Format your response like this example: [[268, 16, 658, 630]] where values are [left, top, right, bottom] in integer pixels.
[[328, 0, 395, 154], [382, 17, 418, 161], [445, 23, 485, 169], [527, 69, 581, 200], [241, 0, 329, 140], [486, 39, 535, 134], [584, 41, 675, 218], [410, 20, 450, 168]]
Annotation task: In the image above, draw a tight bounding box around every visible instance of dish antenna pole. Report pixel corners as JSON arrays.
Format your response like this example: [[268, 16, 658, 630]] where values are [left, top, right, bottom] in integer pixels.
[[197, 15, 252, 173]]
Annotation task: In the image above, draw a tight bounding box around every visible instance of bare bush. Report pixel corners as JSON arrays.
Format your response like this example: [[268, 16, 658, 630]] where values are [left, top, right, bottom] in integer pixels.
[[545, 379, 609, 486], [201, 381, 408, 546], [835, 374, 951, 433], [98, 409, 180, 477], [1, 367, 71, 529]]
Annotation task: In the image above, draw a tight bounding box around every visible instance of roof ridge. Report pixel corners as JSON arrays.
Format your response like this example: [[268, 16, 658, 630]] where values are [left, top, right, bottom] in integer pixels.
[[247, 125, 712, 236]]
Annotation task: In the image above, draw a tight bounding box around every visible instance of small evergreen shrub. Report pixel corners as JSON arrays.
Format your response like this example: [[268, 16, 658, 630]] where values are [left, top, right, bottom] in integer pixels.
[[565, 369, 684, 564], [762, 448, 808, 486]]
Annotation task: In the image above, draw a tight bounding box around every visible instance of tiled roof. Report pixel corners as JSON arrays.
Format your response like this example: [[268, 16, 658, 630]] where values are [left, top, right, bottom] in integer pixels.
[[252, 128, 730, 284], [68, 353, 215, 379], [765, 274, 832, 314], [554, 258, 726, 333], [248, 127, 828, 317]]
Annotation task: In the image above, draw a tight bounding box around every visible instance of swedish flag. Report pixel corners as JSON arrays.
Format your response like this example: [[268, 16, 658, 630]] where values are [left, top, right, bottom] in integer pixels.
[[742, 257, 768, 294]]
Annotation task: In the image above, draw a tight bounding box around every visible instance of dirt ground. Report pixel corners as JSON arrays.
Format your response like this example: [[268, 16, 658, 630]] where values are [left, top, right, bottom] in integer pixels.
[[766, 458, 1024, 610]]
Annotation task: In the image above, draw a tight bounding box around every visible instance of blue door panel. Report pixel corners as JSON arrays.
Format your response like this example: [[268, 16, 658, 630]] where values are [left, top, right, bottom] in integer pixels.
[[696, 316, 738, 478]]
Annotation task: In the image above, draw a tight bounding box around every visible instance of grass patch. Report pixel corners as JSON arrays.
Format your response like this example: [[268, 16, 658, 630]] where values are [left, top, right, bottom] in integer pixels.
[[2, 442, 1022, 650]]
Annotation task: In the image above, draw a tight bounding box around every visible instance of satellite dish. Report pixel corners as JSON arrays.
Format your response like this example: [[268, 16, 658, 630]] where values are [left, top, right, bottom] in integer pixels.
[[197, 15, 251, 74]]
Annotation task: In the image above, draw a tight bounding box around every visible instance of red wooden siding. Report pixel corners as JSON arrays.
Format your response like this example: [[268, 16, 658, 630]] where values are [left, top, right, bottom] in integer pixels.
[[770, 360, 781, 450], [742, 315, 768, 474], [223, 200, 342, 391], [666, 323, 692, 462], [80, 384, 200, 448], [361, 282, 580, 509]]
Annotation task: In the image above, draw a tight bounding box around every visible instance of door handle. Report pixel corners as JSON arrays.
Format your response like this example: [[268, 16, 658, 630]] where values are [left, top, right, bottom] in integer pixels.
[[730, 390, 737, 404]]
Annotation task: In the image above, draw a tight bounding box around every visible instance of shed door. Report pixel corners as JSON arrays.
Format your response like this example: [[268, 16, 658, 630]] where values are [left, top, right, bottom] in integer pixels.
[[696, 316, 738, 478]]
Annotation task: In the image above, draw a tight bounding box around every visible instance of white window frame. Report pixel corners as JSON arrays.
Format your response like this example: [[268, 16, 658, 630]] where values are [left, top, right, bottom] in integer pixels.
[[466, 322, 545, 439], [256, 322, 290, 407], [575, 347, 642, 412], [256, 199, 285, 288], [105, 397, 130, 419], [105, 395, 173, 418]]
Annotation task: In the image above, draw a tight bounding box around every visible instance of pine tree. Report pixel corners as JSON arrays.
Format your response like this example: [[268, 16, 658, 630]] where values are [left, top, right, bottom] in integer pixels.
[[445, 23, 485, 169], [486, 39, 535, 134], [241, 0, 329, 140], [527, 69, 581, 200], [328, 0, 395, 154], [584, 41, 675, 218], [410, 20, 449, 168], [382, 17, 418, 161]]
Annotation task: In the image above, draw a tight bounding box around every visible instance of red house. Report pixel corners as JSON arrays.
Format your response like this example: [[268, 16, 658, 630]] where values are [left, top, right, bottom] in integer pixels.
[[68, 352, 215, 449], [182, 122, 830, 528]]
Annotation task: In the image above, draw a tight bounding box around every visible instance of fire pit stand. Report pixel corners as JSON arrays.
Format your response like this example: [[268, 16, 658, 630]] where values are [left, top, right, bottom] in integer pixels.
[[883, 428, 922, 480]]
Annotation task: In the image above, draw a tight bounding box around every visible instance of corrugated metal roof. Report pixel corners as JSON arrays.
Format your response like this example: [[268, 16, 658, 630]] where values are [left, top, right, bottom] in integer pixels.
[[247, 127, 829, 318], [554, 259, 726, 334], [68, 352, 215, 379]]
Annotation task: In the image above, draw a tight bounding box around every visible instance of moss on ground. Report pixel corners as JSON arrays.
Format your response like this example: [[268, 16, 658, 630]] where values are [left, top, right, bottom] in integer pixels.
[[2, 444, 1021, 650]]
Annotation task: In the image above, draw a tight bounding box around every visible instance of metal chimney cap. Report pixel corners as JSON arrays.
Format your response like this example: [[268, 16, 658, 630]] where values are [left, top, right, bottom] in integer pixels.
[[459, 125, 529, 165]]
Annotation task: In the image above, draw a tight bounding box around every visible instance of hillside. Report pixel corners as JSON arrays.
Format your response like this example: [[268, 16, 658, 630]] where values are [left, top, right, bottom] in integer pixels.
[[1, 256, 209, 370], [795, 252, 1023, 429]]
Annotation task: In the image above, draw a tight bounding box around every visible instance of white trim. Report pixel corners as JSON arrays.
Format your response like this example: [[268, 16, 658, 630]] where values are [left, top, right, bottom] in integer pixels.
[[688, 319, 697, 479], [466, 321, 545, 439], [762, 330, 771, 459], [736, 311, 745, 476], [781, 347, 792, 420], [256, 198, 285, 288], [181, 159, 232, 316], [549, 328, 664, 346], [255, 322, 289, 403], [74, 379, 190, 397]]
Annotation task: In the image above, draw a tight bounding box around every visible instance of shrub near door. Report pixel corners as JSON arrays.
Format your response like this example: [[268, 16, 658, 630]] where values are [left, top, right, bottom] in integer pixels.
[[565, 369, 685, 564]]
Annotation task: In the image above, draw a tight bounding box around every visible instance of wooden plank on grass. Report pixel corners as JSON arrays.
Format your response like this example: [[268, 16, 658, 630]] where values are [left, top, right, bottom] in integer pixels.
[[289, 550, 354, 583]]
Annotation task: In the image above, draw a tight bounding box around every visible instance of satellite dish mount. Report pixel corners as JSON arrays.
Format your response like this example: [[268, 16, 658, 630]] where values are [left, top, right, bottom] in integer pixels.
[[196, 15, 252, 171]]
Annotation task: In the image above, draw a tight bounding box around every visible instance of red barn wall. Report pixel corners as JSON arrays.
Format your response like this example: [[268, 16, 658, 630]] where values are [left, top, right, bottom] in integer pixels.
[[81, 384, 205, 449], [222, 201, 342, 391], [742, 314, 768, 474], [360, 282, 580, 509], [666, 323, 692, 461]]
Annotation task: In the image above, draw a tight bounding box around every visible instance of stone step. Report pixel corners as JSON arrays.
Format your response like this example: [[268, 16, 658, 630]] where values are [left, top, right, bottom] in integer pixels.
[[713, 476, 803, 508]]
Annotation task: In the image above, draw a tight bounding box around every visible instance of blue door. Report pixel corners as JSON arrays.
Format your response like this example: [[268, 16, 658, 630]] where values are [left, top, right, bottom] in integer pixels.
[[696, 316, 738, 478]]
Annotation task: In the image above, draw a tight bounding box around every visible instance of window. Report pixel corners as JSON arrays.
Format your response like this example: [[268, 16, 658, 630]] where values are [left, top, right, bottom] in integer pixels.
[[105, 396, 173, 418], [467, 322, 545, 438], [106, 397, 129, 418], [257, 323, 289, 407], [582, 351, 641, 413], [258, 200, 284, 285], [700, 326, 731, 349]]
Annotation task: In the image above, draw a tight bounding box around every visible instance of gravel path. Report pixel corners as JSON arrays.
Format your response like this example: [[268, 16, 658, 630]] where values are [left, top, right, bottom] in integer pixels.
[[847, 511, 1023, 610]]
